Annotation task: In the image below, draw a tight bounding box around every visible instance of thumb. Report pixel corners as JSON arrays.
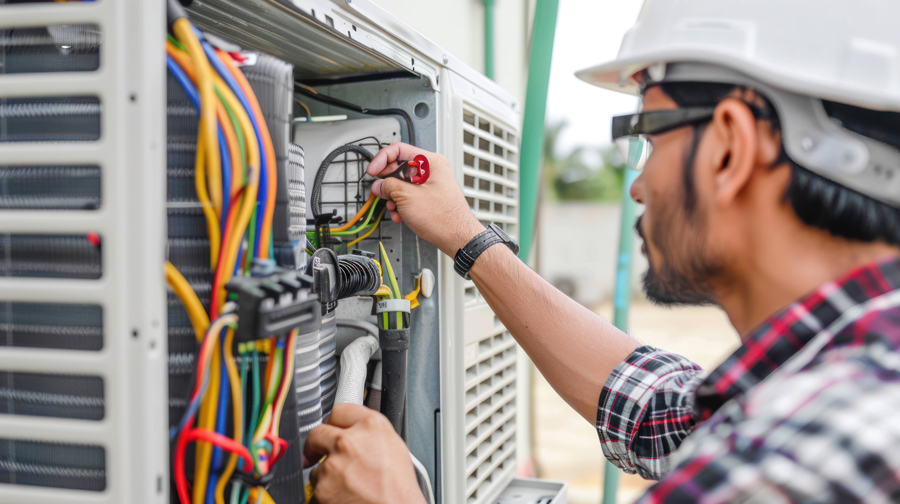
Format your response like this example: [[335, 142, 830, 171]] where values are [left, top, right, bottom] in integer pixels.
[[371, 177, 402, 201]]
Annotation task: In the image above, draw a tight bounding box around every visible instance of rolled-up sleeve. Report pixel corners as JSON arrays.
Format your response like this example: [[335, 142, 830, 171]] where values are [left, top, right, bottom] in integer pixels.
[[597, 345, 704, 480]]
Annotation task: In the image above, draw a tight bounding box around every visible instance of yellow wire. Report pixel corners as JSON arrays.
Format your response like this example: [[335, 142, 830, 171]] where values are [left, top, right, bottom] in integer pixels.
[[167, 41, 259, 282], [347, 207, 386, 248], [248, 487, 277, 504], [194, 329, 222, 504], [293, 98, 311, 118], [173, 19, 223, 226], [194, 138, 222, 266], [215, 328, 243, 504], [271, 329, 297, 438], [165, 261, 210, 342]]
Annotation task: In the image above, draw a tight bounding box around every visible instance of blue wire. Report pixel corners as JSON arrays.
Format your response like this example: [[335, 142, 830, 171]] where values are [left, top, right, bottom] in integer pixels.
[[199, 39, 269, 259], [212, 327, 230, 470], [168, 55, 232, 253], [220, 128, 231, 235], [206, 475, 218, 504], [167, 56, 199, 107]]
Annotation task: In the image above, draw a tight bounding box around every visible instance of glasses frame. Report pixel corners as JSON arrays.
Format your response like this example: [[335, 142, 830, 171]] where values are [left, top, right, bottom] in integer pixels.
[[611, 107, 717, 140]]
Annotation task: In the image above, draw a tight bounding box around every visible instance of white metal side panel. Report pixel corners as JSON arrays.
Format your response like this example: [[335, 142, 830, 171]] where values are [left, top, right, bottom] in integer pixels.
[[441, 69, 521, 504], [0, 1, 168, 503]]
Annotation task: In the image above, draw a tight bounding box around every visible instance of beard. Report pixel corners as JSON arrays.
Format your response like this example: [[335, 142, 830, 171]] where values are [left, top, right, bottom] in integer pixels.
[[635, 213, 721, 306]]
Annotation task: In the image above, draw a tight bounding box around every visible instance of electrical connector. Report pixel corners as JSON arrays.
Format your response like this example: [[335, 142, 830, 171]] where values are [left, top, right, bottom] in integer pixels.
[[225, 268, 320, 342]]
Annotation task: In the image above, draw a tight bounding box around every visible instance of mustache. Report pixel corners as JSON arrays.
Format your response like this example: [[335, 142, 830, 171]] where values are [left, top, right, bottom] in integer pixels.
[[634, 214, 646, 241]]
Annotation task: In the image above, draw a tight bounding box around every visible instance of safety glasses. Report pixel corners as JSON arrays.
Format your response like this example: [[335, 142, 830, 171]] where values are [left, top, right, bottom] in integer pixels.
[[611, 107, 716, 170]]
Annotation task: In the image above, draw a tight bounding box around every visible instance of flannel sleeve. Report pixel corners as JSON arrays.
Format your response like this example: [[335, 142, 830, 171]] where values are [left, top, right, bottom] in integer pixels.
[[597, 345, 704, 480], [635, 353, 900, 504]]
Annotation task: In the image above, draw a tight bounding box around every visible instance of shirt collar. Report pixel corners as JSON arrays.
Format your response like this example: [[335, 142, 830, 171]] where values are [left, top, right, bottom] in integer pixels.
[[693, 255, 900, 420]]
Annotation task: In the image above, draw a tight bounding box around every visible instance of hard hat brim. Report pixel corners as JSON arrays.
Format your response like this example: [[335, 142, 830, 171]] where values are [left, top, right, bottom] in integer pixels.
[[576, 49, 900, 113]]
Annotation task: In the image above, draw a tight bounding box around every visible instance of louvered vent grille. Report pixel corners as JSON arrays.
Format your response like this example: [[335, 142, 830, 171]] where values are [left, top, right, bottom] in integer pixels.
[[460, 105, 520, 504], [0, 302, 103, 350], [0, 14, 110, 497], [463, 327, 517, 504], [461, 106, 519, 307], [0, 371, 103, 420], [0, 438, 106, 491], [0, 24, 101, 74], [0, 165, 101, 210]]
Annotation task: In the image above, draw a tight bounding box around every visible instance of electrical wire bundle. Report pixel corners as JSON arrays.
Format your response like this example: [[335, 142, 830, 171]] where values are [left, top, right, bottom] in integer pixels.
[[307, 143, 388, 251], [164, 2, 297, 503], [375, 242, 411, 437]]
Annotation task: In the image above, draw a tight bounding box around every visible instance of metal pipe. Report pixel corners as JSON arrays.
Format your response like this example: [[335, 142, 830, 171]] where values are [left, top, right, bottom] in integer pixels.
[[602, 168, 640, 504], [483, 0, 496, 79], [518, 0, 560, 262]]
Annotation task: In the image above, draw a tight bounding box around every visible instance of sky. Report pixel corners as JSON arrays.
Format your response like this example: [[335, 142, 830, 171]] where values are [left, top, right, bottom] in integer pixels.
[[545, 0, 644, 155]]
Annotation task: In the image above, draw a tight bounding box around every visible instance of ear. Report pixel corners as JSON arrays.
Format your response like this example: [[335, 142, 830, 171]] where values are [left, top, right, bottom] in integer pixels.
[[706, 98, 759, 207]]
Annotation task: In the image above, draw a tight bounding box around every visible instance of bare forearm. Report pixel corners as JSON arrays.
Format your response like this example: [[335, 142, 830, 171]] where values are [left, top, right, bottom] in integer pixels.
[[469, 244, 641, 423]]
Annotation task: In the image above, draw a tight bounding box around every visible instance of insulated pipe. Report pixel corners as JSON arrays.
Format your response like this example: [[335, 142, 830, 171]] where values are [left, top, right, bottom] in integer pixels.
[[602, 169, 640, 504], [335, 335, 379, 406], [365, 361, 383, 411], [518, 0, 560, 262], [380, 327, 409, 438]]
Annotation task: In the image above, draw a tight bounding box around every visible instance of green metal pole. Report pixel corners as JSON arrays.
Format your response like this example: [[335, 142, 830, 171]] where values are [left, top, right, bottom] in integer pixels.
[[602, 168, 640, 504], [483, 0, 495, 79], [518, 0, 560, 262]]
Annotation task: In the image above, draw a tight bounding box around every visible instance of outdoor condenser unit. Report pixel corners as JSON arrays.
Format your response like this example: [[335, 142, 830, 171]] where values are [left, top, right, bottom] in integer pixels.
[[0, 1, 536, 504]]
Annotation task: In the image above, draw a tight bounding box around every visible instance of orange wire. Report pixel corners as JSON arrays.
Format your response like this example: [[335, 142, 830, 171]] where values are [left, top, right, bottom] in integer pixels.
[[216, 49, 278, 260], [166, 44, 242, 201], [332, 193, 376, 232]]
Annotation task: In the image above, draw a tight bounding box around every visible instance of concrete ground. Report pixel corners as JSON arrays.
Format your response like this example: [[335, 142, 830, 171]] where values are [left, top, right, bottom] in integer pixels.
[[532, 298, 740, 504]]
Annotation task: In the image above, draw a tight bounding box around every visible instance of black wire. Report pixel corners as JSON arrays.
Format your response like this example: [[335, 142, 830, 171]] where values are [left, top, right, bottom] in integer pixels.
[[294, 84, 416, 147], [312, 144, 375, 218]]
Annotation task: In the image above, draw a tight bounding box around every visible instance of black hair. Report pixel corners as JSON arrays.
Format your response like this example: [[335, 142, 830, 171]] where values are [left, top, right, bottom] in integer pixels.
[[655, 81, 900, 246]]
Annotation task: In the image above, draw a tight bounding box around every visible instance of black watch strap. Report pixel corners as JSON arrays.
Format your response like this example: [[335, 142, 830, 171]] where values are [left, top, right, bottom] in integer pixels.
[[454, 224, 519, 280]]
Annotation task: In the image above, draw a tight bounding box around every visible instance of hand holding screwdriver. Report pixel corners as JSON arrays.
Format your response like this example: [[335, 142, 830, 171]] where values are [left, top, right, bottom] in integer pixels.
[[368, 143, 486, 257]]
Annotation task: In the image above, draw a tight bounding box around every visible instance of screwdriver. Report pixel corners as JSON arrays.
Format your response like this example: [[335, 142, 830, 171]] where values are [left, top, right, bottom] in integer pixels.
[[383, 154, 430, 184]]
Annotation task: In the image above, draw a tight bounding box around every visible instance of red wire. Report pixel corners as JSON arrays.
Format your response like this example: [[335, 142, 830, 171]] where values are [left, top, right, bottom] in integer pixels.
[[175, 428, 255, 504], [211, 187, 245, 317], [215, 48, 277, 260]]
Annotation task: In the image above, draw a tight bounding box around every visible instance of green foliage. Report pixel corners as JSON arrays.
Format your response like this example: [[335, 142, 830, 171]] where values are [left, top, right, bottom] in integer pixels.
[[542, 120, 626, 202]]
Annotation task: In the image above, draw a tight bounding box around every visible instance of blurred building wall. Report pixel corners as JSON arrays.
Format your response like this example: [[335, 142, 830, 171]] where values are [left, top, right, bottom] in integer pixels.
[[538, 202, 647, 309], [370, 0, 532, 106]]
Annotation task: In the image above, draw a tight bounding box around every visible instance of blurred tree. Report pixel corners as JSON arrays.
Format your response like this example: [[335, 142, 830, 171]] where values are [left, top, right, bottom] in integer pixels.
[[542, 120, 625, 202]]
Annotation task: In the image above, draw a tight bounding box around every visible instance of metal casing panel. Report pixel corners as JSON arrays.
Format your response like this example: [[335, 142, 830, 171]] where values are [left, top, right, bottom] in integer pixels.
[[0, 1, 168, 503], [439, 68, 521, 504]]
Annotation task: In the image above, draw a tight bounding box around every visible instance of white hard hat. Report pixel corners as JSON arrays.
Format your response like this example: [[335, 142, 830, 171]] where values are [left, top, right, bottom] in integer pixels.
[[577, 0, 900, 207]]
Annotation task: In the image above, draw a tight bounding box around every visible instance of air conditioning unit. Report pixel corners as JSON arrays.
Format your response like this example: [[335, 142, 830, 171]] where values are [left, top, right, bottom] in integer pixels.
[[0, 1, 545, 504]]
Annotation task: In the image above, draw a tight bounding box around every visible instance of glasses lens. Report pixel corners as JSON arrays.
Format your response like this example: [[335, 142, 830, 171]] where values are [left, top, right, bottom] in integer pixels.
[[615, 135, 651, 171]]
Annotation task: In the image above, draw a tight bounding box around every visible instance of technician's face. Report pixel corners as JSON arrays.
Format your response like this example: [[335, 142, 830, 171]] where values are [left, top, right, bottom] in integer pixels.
[[629, 87, 721, 306]]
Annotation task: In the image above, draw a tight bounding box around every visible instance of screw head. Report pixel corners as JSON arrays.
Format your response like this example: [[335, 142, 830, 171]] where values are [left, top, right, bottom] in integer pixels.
[[442, 54, 449, 64], [801, 136, 814, 151]]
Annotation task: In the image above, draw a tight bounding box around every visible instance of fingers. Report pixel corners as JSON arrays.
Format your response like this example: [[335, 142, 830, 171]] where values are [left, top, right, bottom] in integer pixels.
[[303, 423, 343, 462], [327, 403, 377, 428], [368, 142, 430, 177], [371, 177, 401, 201]]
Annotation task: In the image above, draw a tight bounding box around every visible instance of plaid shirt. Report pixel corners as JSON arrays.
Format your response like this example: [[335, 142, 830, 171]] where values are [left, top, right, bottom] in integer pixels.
[[597, 256, 900, 503]]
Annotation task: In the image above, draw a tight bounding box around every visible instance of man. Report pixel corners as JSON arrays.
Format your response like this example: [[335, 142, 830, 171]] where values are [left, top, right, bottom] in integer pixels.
[[303, 1, 900, 502]]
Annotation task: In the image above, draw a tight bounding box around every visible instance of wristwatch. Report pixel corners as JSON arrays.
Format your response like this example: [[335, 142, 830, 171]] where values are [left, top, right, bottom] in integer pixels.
[[453, 223, 520, 280]]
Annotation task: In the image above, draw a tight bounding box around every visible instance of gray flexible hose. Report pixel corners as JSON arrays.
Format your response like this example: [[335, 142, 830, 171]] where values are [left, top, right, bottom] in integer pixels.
[[336, 319, 379, 338], [335, 335, 378, 405]]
